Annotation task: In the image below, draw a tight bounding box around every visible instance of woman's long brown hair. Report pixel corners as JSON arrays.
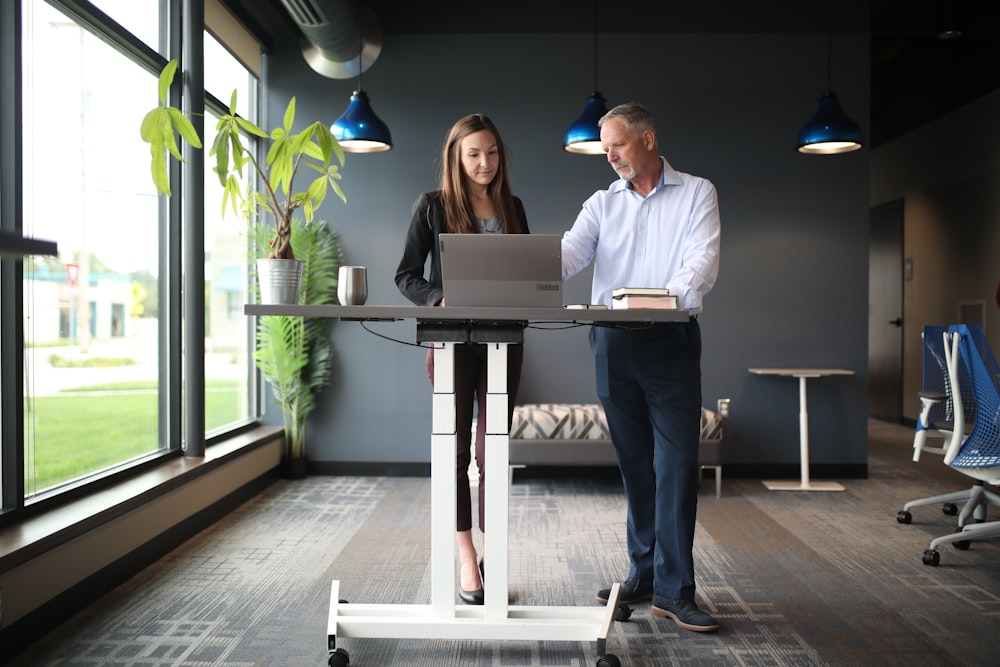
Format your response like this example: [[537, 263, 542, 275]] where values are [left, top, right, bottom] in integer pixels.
[[439, 114, 524, 235]]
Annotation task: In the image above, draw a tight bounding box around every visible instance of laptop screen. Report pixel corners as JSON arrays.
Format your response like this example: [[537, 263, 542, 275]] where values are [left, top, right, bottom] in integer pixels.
[[439, 233, 563, 308]]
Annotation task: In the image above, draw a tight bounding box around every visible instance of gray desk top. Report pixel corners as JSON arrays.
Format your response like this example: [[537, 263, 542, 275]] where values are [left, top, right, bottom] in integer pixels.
[[244, 304, 691, 324]]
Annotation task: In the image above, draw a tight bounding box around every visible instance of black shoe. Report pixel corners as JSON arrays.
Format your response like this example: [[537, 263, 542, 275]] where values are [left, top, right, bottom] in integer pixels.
[[459, 587, 484, 605], [651, 595, 719, 632], [479, 559, 485, 582], [596, 577, 652, 605]]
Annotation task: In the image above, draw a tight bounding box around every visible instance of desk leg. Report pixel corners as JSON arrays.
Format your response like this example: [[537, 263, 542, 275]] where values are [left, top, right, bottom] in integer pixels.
[[483, 342, 510, 620], [763, 375, 845, 492], [431, 342, 458, 615]]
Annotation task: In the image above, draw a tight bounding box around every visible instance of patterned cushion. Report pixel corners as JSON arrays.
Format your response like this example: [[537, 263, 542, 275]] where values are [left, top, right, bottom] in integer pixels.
[[511, 403, 722, 440], [510, 404, 610, 440]]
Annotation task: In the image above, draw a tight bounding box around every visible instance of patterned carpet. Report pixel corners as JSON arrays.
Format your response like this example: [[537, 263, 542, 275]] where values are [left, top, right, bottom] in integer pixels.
[[6, 420, 999, 666]]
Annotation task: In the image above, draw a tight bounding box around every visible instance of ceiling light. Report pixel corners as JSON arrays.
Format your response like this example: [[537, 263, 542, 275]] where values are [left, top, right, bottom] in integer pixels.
[[331, 2, 392, 153], [564, 2, 608, 155], [796, 1, 862, 154], [565, 92, 608, 155]]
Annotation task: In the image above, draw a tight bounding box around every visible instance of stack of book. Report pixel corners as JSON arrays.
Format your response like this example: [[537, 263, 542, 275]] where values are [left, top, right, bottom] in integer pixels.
[[611, 287, 678, 310]]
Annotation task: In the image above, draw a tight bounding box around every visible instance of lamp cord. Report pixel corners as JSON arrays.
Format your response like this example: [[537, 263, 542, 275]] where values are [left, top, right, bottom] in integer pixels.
[[357, 0, 363, 91], [591, 0, 598, 91], [825, 0, 832, 92]]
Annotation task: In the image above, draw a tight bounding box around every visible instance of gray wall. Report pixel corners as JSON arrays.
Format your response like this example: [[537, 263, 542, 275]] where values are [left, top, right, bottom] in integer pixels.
[[262, 29, 871, 472]]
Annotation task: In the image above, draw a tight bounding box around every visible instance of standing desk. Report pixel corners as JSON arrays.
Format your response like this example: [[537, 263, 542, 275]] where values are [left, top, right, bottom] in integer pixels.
[[748, 368, 854, 492], [246, 304, 690, 666]]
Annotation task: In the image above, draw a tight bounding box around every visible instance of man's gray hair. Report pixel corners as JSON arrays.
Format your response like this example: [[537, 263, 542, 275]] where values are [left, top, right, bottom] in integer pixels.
[[598, 103, 656, 137]]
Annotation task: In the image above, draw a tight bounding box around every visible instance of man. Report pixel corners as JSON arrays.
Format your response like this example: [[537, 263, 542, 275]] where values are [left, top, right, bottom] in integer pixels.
[[561, 103, 721, 632]]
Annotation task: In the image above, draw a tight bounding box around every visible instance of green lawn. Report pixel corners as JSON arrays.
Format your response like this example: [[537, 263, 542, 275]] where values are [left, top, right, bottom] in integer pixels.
[[25, 381, 246, 492]]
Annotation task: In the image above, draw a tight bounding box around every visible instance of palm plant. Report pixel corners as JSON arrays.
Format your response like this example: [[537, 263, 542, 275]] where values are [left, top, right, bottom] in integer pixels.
[[253, 219, 343, 462]]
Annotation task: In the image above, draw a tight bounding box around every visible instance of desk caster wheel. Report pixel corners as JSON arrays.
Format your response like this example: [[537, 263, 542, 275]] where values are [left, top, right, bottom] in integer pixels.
[[942, 503, 958, 516], [614, 605, 632, 622], [328, 647, 350, 666], [896, 510, 912, 524], [597, 654, 621, 667], [922, 549, 940, 566]]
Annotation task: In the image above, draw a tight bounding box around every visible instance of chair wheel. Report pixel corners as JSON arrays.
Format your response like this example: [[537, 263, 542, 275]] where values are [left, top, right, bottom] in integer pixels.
[[942, 503, 958, 516], [597, 654, 622, 667], [614, 605, 633, 622], [922, 549, 940, 566], [896, 510, 912, 524], [328, 648, 350, 666]]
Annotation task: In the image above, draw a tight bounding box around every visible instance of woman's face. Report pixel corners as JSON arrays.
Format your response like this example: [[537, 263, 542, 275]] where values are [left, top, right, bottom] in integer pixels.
[[458, 130, 499, 189]]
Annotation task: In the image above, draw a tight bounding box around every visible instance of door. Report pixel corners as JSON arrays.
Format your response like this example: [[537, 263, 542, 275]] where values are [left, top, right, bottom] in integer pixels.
[[869, 200, 904, 422]]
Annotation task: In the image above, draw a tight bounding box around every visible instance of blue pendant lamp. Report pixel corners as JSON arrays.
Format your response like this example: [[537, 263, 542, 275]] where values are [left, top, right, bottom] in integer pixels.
[[565, 92, 608, 154], [797, 1, 862, 154], [332, 89, 392, 153], [797, 92, 862, 154], [564, 1, 607, 154], [331, 3, 392, 153]]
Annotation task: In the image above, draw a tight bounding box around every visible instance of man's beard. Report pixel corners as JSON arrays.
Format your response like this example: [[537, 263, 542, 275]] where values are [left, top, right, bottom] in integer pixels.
[[613, 163, 635, 181]]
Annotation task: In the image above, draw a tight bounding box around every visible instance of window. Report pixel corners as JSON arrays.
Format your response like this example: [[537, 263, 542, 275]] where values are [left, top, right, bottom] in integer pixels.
[[22, 0, 165, 497], [203, 31, 258, 433], [13, 0, 262, 501]]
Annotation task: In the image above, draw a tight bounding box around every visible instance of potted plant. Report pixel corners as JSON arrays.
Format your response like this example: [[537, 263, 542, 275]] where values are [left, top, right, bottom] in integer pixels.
[[140, 60, 348, 471], [253, 218, 343, 476], [140, 59, 347, 303]]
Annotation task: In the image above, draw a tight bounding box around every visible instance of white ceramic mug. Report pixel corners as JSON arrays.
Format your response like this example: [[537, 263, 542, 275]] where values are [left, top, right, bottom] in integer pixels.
[[337, 266, 368, 305]]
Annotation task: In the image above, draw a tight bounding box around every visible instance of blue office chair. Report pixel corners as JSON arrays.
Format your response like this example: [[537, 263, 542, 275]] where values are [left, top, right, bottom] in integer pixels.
[[922, 324, 1000, 566], [896, 325, 984, 524]]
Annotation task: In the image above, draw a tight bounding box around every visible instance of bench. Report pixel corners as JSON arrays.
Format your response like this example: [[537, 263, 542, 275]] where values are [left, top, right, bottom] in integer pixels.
[[509, 403, 726, 497]]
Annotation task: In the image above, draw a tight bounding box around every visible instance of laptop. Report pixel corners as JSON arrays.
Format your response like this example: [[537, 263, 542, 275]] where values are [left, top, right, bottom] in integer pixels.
[[439, 233, 563, 307]]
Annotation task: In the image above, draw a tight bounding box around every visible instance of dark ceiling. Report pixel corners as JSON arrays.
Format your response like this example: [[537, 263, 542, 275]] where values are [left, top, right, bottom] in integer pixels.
[[225, 0, 1000, 148]]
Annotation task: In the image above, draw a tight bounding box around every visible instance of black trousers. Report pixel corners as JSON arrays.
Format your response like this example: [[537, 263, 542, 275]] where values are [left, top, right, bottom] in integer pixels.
[[426, 342, 524, 532]]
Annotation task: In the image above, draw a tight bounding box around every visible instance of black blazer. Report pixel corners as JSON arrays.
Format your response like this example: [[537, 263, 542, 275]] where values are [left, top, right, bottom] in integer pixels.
[[395, 190, 530, 306]]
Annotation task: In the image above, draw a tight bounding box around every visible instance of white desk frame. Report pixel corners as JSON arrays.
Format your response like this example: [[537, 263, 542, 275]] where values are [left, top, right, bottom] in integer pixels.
[[748, 368, 854, 492], [246, 304, 690, 664]]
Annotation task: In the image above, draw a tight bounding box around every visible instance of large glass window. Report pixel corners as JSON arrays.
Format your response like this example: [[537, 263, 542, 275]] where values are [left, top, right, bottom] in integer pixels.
[[18, 0, 261, 499], [204, 32, 256, 434], [22, 0, 164, 497]]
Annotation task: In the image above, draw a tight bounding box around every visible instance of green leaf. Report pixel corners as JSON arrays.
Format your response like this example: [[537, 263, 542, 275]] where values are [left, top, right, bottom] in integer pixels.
[[235, 116, 268, 138], [328, 171, 347, 204], [139, 107, 162, 143], [163, 123, 183, 162], [283, 97, 296, 133], [305, 174, 328, 206], [149, 141, 170, 196], [158, 60, 178, 105], [222, 174, 241, 218], [166, 108, 202, 149], [211, 131, 230, 187]]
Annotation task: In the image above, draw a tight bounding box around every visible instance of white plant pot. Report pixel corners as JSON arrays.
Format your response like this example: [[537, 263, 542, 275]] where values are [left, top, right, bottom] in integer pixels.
[[256, 258, 304, 304]]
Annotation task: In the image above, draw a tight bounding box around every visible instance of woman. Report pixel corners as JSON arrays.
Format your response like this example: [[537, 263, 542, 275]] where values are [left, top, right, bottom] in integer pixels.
[[395, 114, 529, 605]]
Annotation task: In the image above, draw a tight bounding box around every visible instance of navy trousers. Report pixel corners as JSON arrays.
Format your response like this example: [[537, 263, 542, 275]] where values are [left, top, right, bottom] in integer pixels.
[[590, 320, 702, 601]]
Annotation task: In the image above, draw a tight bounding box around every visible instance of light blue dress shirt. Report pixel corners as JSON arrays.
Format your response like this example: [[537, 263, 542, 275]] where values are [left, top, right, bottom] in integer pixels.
[[561, 158, 721, 313]]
